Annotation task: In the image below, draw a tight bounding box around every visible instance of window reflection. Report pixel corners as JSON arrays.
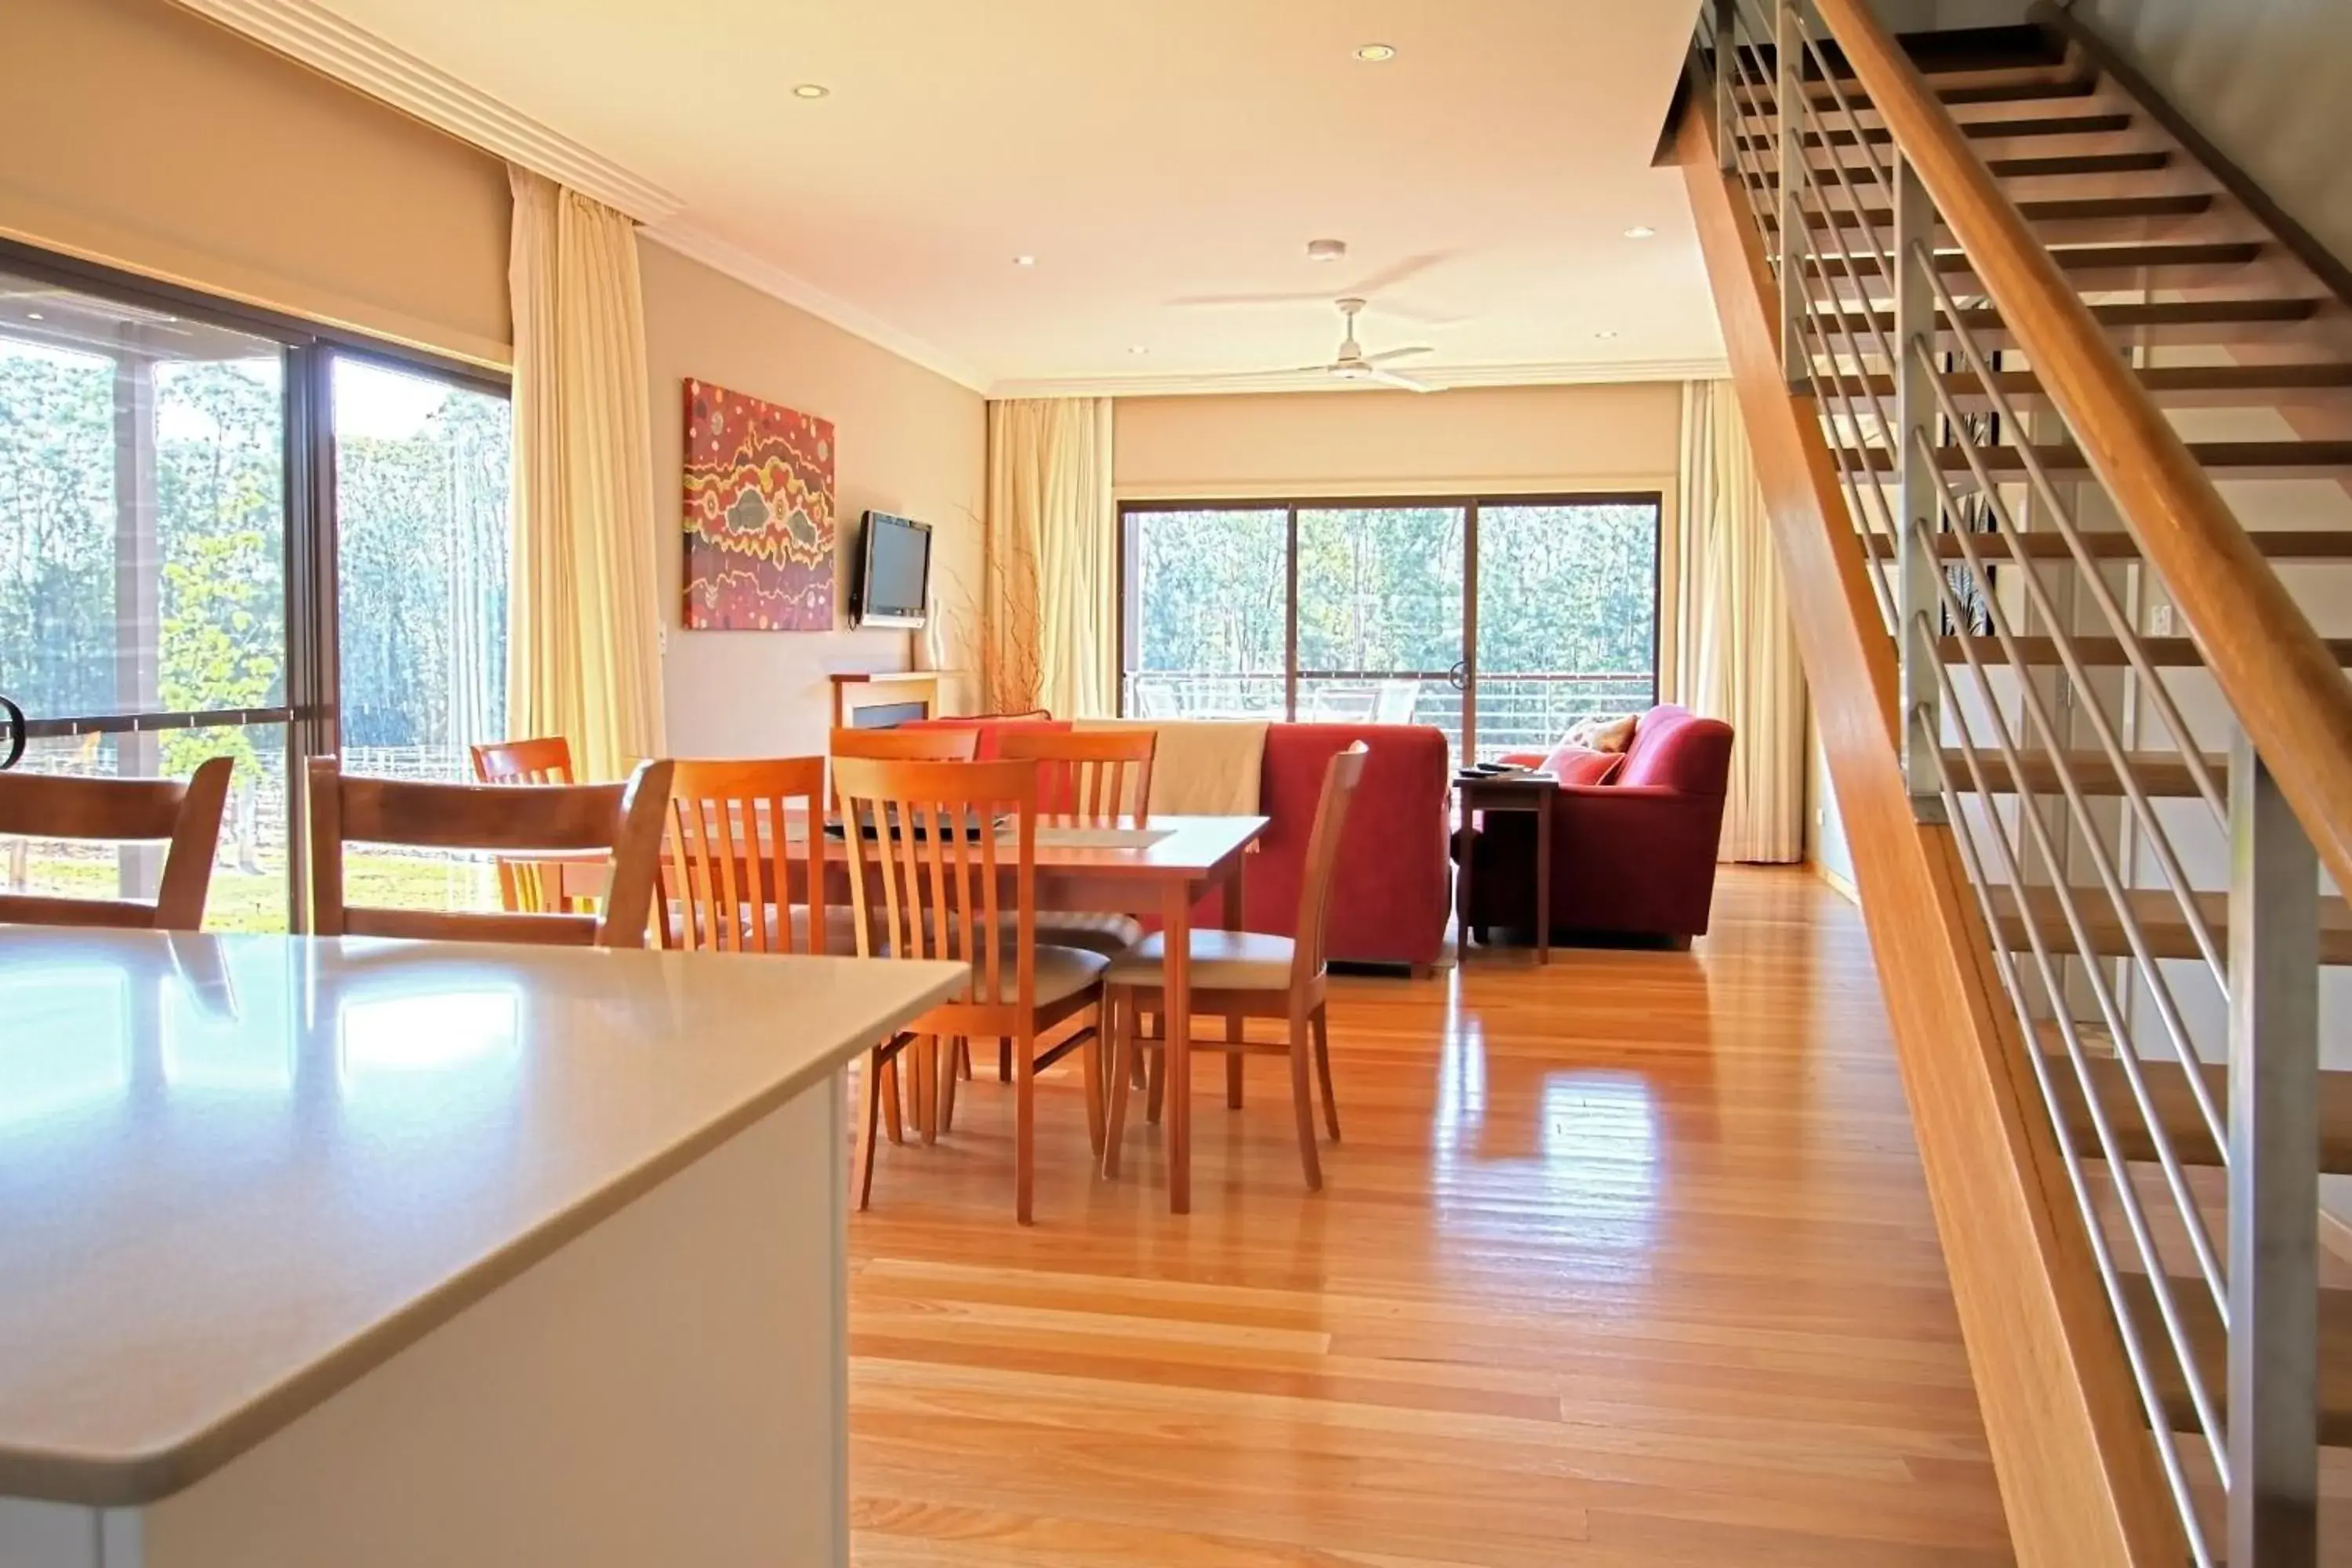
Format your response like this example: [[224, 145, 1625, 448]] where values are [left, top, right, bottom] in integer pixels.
[[0, 971, 129, 1127], [337, 987, 523, 1095]]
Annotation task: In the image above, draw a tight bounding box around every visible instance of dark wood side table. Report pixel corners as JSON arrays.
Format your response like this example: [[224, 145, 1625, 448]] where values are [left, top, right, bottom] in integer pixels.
[[1454, 772, 1556, 966]]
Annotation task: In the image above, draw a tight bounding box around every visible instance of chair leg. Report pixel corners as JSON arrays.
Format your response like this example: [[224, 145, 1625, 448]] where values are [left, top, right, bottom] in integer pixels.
[[956, 1036, 973, 1080], [916, 1036, 939, 1146], [1312, 1003, 1340, 1142], [938, 1035, 961, 1134], [1145, 1036, 1166, 1126], [1287, 1007, 1323, 1192], [997, 1037, 1011, 1083], [1081, 1002, 1107, 1160], [880, 1053, 904, 1145], [1225, 1013, 1244, 1109], [855, 1047, 885, 1211], [1014, 1024, 1036, 1225], [1102, 988, 1134, 1179]]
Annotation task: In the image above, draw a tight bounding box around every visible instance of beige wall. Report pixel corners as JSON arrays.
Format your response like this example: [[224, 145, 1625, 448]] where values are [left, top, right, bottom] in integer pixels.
[[0, 0, 511, 365], [1113, 383, 1683, 502], [2082, 0, 2352, 265], [640, 238, 987, 758]]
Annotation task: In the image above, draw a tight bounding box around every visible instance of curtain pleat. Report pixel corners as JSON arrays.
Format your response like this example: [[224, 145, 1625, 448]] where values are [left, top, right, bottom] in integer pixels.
[[1675, 380, 1808, 863], [506, 166, 666, 780], [984, 398, 1115, 718]]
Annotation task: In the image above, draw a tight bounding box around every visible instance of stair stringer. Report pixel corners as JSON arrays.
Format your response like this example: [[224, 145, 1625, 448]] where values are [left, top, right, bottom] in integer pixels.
[[1674, 93, 2183, 1568]]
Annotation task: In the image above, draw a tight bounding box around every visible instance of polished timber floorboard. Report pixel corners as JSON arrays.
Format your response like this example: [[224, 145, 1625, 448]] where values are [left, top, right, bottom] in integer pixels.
[[844, 868, 2016, 1566]]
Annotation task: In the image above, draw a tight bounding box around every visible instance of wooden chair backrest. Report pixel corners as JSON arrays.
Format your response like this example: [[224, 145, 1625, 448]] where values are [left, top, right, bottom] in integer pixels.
[[470, 736, 575, 786], [307, 757, 673, 948], [1290, 742, 1369, 988], [829, 757, 1036, 1023], [994, 728, 1157, 824], [828, 726, 980, 761], [0, 757, 233, 931], [659, 757, 829, 953], [470, 737, 579, 913]]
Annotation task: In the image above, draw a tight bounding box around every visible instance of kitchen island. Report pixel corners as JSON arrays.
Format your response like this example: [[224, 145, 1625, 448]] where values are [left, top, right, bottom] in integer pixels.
[[0, 925, 964, 1568]]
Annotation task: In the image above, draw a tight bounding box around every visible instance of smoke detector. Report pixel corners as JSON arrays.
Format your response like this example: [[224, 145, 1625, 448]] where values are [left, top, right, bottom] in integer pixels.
[[1305, 238, 1348, 264]]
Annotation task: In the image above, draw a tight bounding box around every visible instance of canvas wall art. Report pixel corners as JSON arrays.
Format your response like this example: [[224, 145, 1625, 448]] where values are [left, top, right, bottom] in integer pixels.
[[681, 378, 837, 630]]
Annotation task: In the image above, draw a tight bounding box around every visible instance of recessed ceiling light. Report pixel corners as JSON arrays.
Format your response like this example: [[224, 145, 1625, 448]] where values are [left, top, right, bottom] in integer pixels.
[[1594, 329, 1620, 339], [1014, 255, 1037, 267], [24, 312, 42, 321], [1305, 238, 1348, 263], [1127, 345, 1150, 355], [1354, 43, 1397, 62], [792, 83, 829, 99], [1624, 225, 1657, 240]]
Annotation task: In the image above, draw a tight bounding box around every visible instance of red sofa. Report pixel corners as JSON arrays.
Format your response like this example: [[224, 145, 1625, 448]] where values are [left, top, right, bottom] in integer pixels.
[[902, 716, 1453, 968], [1462, 704, 1733, 946]]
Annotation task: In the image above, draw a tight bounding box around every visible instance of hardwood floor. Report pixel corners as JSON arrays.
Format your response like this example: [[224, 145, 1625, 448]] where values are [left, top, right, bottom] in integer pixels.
[[845, 867, 2016, 1566]]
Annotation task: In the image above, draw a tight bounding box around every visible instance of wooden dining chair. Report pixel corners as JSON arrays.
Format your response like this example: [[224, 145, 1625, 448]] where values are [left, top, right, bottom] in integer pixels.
[[832, 756, 1108, 1224], [0, 757, 233, 931], [827, 726, 979, 761], [657, 757, 837, 953], [469, 737, 577, 913], [307, 757, 673, 947], [995, 727, 1156, 825], [1101, 742, 1367, 1192]]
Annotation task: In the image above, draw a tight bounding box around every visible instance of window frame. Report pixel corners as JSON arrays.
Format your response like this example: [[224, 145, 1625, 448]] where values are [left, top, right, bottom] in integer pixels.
[[1116, 490, 1666, 760], [0, 237, 512, 927]]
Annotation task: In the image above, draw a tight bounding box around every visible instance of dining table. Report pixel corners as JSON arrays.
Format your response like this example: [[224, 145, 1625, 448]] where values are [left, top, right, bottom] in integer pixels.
[[548, 811, 1270, 1214]]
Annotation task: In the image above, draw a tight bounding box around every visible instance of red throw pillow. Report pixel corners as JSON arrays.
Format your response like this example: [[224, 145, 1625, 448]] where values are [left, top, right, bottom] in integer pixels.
[[1538, 742, 1623, 786]]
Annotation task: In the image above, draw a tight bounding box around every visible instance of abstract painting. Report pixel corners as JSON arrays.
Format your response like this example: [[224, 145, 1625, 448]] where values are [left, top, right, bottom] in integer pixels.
[[681, 378, 836, 630]]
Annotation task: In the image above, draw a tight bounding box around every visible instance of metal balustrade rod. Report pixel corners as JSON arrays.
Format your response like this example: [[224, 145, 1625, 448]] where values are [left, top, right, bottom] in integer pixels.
[[1893, 150, 1944, 823], [1789, 300, 1904, 630], [1911, 484, 2231, 1317], [1907, 401, 2235, 1152], [1910, 327, 2231, 990], [1774, 0, 1811, 390], [1914, 260, 2230, 826], [1715, 0, 1739, 175], [1932, 712, 2223, 1568], [1793, 30, 1897, 205], [2227, 735, 2320, 1567]]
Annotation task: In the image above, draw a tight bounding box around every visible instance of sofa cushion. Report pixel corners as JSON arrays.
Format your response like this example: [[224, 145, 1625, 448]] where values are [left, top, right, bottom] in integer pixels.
[[1538, 742, 1624, 786]]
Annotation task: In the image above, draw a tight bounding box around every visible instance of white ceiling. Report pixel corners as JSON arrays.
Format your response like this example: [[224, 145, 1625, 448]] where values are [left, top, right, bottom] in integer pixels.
[[193, 0, 1725, 394]]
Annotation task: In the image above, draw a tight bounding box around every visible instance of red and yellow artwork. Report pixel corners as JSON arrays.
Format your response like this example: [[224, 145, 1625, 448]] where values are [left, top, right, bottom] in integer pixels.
[[681, 378, 837, 630]]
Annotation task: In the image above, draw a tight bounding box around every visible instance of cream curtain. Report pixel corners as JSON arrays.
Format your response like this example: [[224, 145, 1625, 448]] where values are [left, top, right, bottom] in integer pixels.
[[505, 167, 666, 781], [983, 398, 1116, 718], [1675, 380, 1808, 862]]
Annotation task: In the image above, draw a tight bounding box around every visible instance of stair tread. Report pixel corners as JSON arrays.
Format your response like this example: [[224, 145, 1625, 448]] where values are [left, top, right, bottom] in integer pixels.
[[1771, 150, 2172, 184], [1849, 363, 2352, 411], [1942, 749, 2223, 800], [1853, 440, 2352, 480], [1829, 298, 2323, 333], [1791, 192, 2217, 231], [1740, 111, 2136, 151], [2118, 1272, 2352, 1449], [1864, 527, 2352, 562], [1983, 884, 2352, 964], [1943, 634, 2352, 668], [2040, 1047, 2352, 1174], [1807, 241, 2266, 280]]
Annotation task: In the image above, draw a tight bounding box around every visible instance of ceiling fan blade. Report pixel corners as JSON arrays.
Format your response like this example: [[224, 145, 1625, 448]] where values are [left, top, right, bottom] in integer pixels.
[[1166, 289, 1330, 310], [1364, 366, 1438, 393], [1363, 345, 1436, 364], [1341, 252, 1454, 298]]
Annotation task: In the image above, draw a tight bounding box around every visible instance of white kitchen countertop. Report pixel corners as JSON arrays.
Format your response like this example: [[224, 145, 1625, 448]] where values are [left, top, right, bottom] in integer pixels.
[[0, 926, 964, 1508]]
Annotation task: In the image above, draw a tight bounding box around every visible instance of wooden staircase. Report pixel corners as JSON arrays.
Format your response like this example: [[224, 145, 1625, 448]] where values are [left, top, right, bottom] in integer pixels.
[[1676, 3, 2352, 1563]]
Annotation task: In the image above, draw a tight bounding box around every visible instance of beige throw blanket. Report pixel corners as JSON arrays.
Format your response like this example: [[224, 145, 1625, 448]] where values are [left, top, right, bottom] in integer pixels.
[[1074, 718, 1269, 816]]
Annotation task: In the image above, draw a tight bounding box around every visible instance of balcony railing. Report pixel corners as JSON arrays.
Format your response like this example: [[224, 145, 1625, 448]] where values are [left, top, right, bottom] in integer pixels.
[[1121, 670, 1657, 763]]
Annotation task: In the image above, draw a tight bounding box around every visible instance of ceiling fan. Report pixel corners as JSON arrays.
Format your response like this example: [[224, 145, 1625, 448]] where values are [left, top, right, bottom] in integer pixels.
[[1283, 298, 1439, 392]]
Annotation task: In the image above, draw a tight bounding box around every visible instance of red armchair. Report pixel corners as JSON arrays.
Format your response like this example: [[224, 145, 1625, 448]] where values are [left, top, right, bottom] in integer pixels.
[[1247, 724, 1452, 968], [1463, 704, 1733, 946]]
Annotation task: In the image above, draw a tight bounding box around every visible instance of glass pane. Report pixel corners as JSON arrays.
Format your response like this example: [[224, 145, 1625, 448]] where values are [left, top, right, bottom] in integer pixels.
[[1473, 501, 1660, 764], [0, 270, 288, 724], [1297, 505, 1464, 755], [1, 724, 290, 931], [1121, 507, 1287, 719], [333, 355, 514, 914]]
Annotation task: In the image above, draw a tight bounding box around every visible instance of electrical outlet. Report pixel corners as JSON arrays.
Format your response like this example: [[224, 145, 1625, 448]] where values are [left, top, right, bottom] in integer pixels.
[[2149, 603, 2175, 636]]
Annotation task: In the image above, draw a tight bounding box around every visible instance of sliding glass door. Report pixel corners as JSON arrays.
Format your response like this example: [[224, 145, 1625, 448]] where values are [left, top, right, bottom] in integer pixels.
[[0, 245, 513, 928], [1121, 495, 1661, 765], [0, 265, 296, 927]]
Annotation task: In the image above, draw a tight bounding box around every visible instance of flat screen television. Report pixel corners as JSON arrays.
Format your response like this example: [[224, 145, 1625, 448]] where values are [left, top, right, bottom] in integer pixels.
[[852, 511, 931, 629]]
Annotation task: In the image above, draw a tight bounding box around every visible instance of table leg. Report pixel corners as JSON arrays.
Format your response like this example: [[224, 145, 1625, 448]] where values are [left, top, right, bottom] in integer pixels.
[[1535, 794, 1553, 967], [1455, 797, 1474, 963], [1163, 881, 1194, 1215], [1223, 873, 1244, 1109]]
